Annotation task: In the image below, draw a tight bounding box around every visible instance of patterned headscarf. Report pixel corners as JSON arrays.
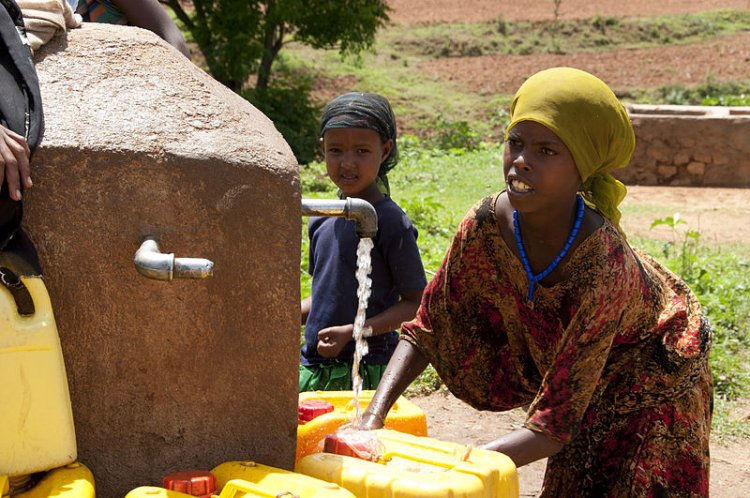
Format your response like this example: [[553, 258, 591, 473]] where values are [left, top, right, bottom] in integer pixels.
[[506, 67, 635, 230], [320, 92, 399, 196]]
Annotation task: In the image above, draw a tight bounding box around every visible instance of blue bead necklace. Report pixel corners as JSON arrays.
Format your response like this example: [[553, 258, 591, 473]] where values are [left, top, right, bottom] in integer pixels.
[[513, 194, 585, 302]]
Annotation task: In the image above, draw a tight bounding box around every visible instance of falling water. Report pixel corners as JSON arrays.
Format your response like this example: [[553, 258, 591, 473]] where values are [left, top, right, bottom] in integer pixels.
[[351, 237, 374, 425]]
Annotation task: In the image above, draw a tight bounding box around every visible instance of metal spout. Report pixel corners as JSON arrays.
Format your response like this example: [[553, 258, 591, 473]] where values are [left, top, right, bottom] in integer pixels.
[[301, 197, 378, 238], [134, 238, 214, 280]]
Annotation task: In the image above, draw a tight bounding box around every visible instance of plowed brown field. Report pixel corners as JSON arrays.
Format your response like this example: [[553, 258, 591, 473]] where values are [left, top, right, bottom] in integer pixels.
[[420, 32, 750, 96], [388, 0, 750, 95], [388, 0, 749, 23]]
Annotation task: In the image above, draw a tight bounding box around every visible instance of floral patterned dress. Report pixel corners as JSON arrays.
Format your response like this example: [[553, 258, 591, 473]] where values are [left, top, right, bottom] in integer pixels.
[[401, 193, 713, 497]]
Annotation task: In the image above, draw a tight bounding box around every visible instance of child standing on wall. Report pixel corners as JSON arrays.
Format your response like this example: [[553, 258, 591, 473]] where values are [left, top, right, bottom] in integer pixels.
[[299, 92, 427, 392]]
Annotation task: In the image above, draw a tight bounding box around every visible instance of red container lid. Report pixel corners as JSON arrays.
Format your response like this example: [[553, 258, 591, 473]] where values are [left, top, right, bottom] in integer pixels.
[[298, 400, 335, 422], [162, 470, 217, 498], [324, 433, 357, 458]]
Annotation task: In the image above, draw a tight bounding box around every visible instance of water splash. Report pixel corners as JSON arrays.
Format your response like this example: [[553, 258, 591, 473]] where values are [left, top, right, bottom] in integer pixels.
[[351, 237, 374, 425]]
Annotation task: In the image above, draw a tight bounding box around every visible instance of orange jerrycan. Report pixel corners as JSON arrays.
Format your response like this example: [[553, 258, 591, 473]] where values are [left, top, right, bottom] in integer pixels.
[[0, 276, 77, 476], [296, 391, 427, 462]]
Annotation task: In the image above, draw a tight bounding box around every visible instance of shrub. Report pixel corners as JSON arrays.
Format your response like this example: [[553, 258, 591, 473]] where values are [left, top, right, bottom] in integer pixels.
[[243, 83, 321, 165], [426, 116, 482, 151]]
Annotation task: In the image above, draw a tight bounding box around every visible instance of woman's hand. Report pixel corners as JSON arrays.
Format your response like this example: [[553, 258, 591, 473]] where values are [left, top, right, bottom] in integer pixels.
[[0, 125, 31, 201], [358, 409, 386, 431], [480, 428, 563, 467], [316, 324, 354, 358], [359, 340, 430, 430]]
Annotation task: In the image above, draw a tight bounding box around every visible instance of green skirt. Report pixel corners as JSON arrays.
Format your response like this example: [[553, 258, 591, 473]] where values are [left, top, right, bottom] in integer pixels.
[[299, 362, 387, 392]]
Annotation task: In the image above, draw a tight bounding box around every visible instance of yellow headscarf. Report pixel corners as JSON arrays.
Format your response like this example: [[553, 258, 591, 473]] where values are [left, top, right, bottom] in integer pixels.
[[506, 67, 635, 231]]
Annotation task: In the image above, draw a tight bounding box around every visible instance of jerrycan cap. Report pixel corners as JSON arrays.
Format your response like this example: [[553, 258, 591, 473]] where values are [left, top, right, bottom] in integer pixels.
[[298, 400, 335, 421], [162, 470, 217, 498]]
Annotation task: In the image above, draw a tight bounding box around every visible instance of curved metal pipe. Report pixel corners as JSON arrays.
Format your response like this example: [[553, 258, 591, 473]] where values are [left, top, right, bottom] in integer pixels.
[[300, 197, 378, 238], [134, 238, 214, 280]]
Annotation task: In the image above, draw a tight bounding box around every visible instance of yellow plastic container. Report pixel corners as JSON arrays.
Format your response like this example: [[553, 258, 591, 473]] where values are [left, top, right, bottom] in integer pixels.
[[12, 462, 94, 498], [296, 429, 519, 498], [125, 461, 355, 498], [212, 461, 354, 497], [297, 391, 427, 462], [124, 486, 196, 498], [0, 277, 76, 476]]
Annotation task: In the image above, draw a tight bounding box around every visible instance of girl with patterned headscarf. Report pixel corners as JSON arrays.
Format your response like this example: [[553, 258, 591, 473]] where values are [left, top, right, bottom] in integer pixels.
[[299, 92, 427, 392], [319, 91, 400, 197], [361, 69, 712, 497]]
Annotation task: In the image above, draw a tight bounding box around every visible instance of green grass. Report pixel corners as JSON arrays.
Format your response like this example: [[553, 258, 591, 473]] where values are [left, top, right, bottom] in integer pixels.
[[712, 397, 750, 442], [300, 138, 750, 437]]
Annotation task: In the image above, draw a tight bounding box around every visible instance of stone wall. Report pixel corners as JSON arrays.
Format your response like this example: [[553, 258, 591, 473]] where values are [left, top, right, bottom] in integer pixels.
[[614, 104, 750, 187], [27, 25, 300, 497]]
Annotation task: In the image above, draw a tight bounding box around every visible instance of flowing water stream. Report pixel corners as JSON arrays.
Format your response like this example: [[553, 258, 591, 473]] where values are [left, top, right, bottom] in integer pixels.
[[351, 237, 374, 425]]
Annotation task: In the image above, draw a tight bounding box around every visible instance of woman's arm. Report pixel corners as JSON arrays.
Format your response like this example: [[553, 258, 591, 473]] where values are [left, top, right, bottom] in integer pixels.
[[316, 289, 423, 358], [480, 427, 563, 467], [359, 339, 430, 430], [113, 0, 191, 58]]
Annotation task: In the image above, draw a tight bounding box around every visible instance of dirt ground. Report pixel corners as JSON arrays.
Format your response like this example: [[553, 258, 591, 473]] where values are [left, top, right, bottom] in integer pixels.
[[619, 186, 750, 244]]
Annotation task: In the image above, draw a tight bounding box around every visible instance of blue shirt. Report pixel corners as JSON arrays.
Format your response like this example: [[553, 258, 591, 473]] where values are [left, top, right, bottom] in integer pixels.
[[302, 196, 427, 366]]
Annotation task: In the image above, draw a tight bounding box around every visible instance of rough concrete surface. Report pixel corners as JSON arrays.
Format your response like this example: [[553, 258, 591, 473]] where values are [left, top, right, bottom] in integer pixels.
[[26, 24, 300, 497]]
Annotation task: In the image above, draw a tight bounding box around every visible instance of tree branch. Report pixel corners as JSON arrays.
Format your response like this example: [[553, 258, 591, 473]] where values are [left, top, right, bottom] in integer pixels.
[[163, 0, 194, 30]]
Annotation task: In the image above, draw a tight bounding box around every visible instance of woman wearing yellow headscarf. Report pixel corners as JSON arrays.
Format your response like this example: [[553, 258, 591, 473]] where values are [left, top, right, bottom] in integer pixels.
[[361, 68, 713, 497]]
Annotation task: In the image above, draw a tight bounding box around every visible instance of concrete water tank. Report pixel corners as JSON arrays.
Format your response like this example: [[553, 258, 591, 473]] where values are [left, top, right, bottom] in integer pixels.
[[26, 24, 300, 498]]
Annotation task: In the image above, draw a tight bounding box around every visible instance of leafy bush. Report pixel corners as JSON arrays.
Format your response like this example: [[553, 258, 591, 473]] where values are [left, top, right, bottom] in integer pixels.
[[405, 364, 443, 396], [591, 15, 620, 31], [642, 79, 750, 106], [243, 82, 321, 164], [426, 116, 482, 151], [702, 94, 750, 106]]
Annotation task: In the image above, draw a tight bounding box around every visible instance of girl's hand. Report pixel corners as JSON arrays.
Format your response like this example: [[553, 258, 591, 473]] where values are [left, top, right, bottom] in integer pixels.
[[0, 125, 31, 201], [316, 324, 354, 358]]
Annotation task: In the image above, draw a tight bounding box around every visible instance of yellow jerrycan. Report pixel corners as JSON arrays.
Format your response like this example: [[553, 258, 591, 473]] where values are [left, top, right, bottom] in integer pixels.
[[124, 461, 355, 498], [297, 390, 427, 462], [0, 276, 77, 476], [12, 462, 95, 498], [296, 429, 519, 498]]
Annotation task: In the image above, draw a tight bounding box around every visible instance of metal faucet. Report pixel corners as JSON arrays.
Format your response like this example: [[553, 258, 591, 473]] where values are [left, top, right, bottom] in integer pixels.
[[301, 197, 378, 238], [134, 238, 214, 280]]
